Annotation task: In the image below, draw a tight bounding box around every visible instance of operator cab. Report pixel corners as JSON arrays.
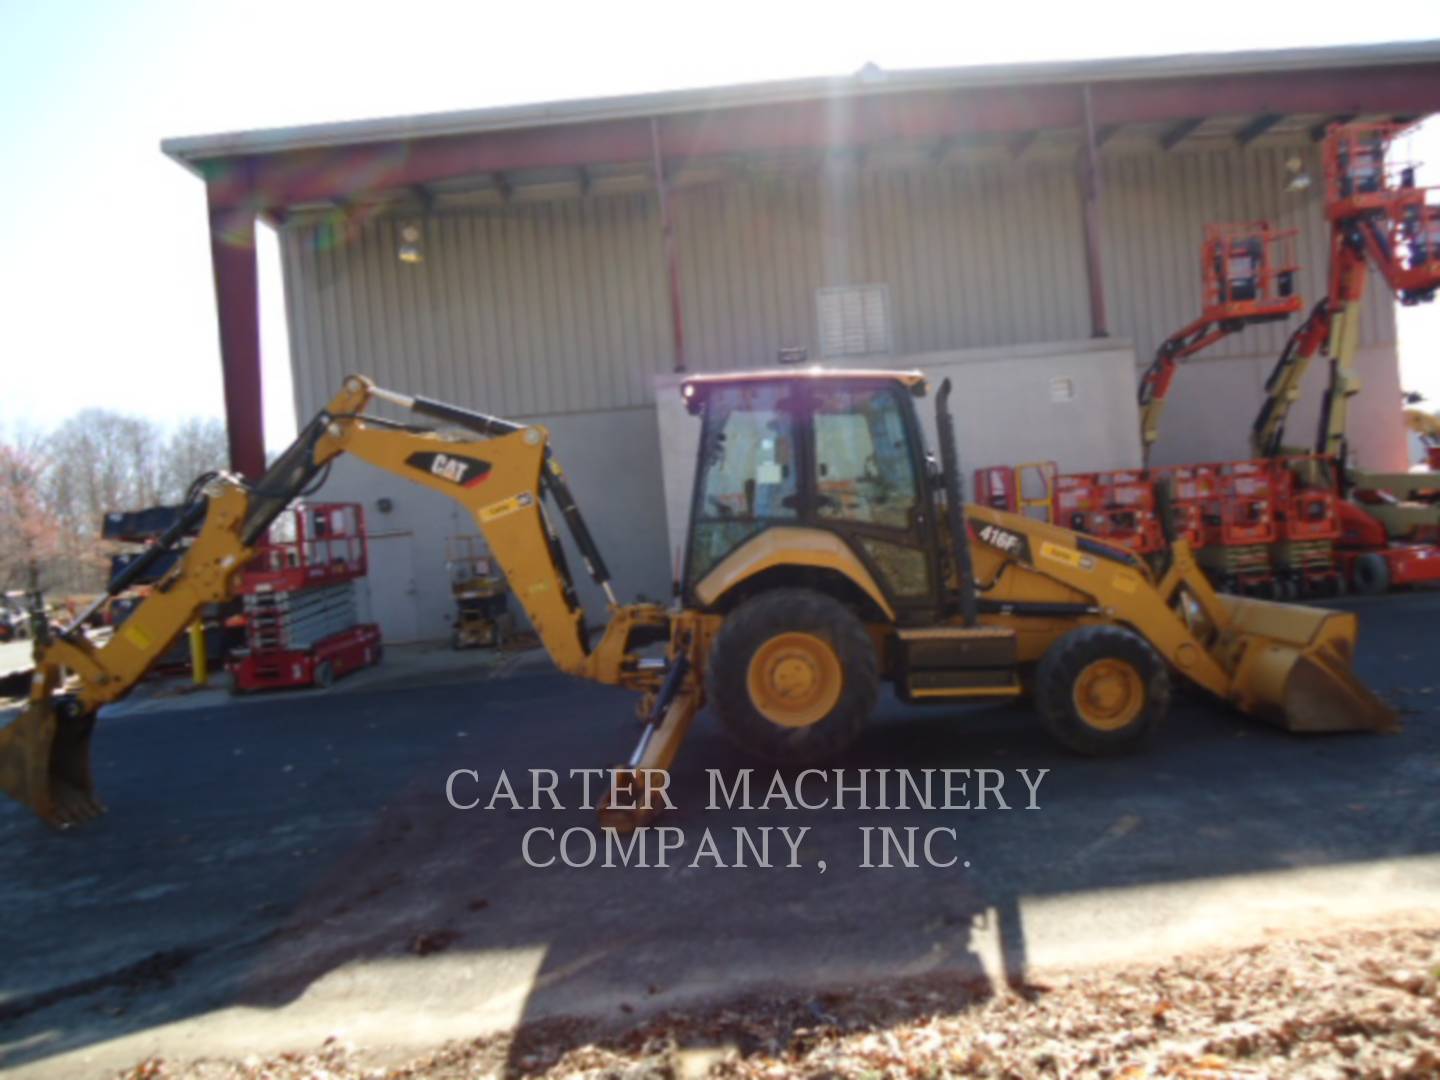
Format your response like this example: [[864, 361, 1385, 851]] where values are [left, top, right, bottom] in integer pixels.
[[679, 369, 944, 621]]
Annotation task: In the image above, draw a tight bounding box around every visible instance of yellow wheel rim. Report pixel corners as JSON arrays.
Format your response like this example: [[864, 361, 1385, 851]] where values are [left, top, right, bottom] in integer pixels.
[[746, 632, 843, 729], [1072, 658, 1145, 732]]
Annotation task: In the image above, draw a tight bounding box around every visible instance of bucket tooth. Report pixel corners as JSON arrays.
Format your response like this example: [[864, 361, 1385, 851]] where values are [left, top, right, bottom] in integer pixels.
[[0, 697, 104, 827]]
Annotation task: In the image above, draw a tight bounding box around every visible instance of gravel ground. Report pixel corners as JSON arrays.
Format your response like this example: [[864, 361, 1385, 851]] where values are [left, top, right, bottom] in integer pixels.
[[112, 922, 1440, 1079]]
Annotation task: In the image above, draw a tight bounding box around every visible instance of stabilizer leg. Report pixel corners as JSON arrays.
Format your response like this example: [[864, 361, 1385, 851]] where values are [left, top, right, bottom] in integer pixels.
[[598, 649, 699, 832]]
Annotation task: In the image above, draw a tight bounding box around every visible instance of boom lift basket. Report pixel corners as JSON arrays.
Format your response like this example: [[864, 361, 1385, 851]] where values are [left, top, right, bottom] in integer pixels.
[[1324, 122, 1440, 303], [1202, 222, 1301, 319]]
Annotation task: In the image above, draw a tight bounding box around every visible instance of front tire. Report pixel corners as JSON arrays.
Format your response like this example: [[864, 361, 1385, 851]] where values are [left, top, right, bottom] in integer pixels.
[[1034, 625, 1169, 755], [708, 589, 878, 764]]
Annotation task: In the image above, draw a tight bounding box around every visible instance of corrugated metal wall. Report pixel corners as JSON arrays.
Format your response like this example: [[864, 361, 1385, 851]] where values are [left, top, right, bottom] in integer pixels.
[[282, 193, 672, 419], [671, 158, 1095, 368], [281, 139, 1397, 420]]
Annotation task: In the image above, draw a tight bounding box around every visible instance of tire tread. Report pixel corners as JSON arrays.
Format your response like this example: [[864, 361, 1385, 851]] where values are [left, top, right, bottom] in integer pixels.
[[1033, 625, 1169, 755], [708, 588, 879, 763]]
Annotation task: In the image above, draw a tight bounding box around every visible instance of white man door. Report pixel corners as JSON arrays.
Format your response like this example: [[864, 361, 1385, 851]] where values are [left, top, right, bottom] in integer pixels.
[[363, 531, 421, 643]]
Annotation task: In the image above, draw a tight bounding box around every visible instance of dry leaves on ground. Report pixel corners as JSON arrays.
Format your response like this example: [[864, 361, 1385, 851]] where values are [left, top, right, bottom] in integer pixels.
[[119, 924, 1440, 1079]]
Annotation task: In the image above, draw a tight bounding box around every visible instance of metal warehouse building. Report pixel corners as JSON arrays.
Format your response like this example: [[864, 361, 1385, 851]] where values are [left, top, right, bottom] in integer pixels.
[[165, 41, 1440, 642]]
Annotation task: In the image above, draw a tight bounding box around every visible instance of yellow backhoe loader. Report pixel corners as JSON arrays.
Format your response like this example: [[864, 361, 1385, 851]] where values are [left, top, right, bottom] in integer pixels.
[[0, 370, 1396, 830]]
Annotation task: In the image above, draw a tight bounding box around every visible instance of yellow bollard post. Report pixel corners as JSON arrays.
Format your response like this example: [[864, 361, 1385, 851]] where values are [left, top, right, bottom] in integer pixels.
[[189, 622, 208, 686]]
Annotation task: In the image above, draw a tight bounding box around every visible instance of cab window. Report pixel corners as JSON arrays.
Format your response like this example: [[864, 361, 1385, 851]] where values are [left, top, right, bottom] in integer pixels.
[[686, 382, 799, 583], [812, 385, 918, 530]]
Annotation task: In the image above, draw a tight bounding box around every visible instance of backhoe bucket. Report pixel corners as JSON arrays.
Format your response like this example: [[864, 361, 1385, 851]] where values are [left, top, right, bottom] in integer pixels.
[[0, 695, 104, 826], [1218, 595, 1399, 734]]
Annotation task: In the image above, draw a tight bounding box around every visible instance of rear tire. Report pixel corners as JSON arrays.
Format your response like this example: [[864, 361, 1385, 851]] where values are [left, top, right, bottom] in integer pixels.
[[708, 588, 878, 764], [1351, 552, 1391, 596], [1034, 625, 1169, 755]]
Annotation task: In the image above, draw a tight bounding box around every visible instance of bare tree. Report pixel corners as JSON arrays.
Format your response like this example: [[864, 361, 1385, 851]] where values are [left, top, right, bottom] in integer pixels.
[[0, 437, 63, 591], [161, 417, 229, 502], [37, 410, 231, 592]]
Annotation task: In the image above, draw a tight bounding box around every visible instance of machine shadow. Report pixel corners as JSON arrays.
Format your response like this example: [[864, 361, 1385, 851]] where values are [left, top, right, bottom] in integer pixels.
[[0, 651, 1435, 1073]]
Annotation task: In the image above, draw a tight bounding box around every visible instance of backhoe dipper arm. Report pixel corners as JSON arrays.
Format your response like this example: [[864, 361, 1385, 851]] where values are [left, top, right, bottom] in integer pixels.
[[309, 376, 604, 676]]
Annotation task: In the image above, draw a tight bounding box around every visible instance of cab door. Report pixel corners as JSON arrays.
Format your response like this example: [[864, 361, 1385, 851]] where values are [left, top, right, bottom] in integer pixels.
[[806, 381, 941, 621]]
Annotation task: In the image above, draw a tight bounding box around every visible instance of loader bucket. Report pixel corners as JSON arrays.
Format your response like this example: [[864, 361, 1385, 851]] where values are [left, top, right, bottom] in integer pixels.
[[0, 695, 104, 826], [1217, 595, 1399, 734]]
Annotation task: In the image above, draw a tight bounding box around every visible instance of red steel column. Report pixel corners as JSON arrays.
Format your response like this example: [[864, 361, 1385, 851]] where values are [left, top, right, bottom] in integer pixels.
[[1078, 85, 1110, 338], [206, 186, 266, 479], [650, 118, 687, 372]]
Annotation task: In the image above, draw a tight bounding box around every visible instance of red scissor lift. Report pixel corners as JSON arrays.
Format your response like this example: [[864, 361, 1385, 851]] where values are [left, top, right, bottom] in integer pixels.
[[989, 456, 1345, 598], [227, 503, 383, 693], [1269, 456, 1343, 597], [1052, 470, 1166, 556], [1150, 462, 1217, 551], [1186, 460, 1276, 595]]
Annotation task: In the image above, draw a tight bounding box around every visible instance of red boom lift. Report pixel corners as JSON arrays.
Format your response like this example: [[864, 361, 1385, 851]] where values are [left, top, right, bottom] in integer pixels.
[[1137, 222, 1301, 464], [1249, 122, 1440, 592]]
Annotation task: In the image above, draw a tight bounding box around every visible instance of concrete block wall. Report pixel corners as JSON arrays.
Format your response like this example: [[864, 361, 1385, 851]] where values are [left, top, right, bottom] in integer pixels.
[[1144, 342, 1406, 470]]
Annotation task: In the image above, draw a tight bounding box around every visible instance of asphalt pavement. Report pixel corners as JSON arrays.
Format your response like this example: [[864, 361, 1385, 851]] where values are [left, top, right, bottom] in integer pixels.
[[2, 591, 1438, 1077]]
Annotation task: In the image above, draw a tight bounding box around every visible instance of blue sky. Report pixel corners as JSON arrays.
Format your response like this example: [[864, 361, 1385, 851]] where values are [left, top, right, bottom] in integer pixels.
[[2, 1, 1439, 453]]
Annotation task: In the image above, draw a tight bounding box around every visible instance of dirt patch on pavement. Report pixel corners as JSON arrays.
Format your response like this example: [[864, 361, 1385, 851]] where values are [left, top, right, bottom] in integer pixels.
[[114, 922, 1439, 1078]]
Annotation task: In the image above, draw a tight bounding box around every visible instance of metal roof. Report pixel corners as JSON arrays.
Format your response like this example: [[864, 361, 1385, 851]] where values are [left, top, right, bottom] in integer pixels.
[[163, 39, 1440, 168]]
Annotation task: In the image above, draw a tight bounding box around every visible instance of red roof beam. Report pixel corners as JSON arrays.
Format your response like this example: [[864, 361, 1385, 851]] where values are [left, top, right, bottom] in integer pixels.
[[205, 85, 1085, 209], [204, 63, 1440, 211]]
